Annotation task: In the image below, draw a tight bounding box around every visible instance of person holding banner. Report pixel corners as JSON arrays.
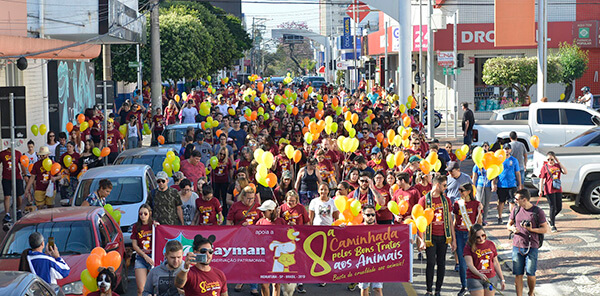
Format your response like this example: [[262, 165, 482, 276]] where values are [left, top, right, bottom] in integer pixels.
[[464, 224, 505, 296], [175, 235, 228, 296], [452, 183, 483, 296], [418, 174, 456, 296], [358, 204, 383, 296], [226, 186, 261, 226], [256, 200, 286, 225], [279, 190, 310, 225], [392, 172, 421, 223]]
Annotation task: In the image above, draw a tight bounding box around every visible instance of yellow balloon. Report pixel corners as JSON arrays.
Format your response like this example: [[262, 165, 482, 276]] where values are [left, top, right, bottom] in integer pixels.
[[334, 196, 347, 212], [43, 158, 53, 171], [460, 144, 470, 156], [399, 104, 406, 114], [254, 148, 265, 161], [416, 216, 428, 233], [343, 137, 353, 152], [433, 159, 442, 172], [344, 120, 353, 132], [285, 145, 295, 159], [351, 138, 360, 152], [387, 200, 400, 215], [350, 199, 361, 217], [257, 163, 268, 179], [472, 146, 484, 168], [262, 152, 275, 169], [487, 164, 501, 180]]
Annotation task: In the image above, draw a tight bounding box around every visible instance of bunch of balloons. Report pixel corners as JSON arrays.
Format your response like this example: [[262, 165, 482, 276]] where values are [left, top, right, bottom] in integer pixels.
[[91, 147, 110, 158], [402, 204, 434, 234], [332, 195, 364, 225], [254, 148, 277, 188], [201, 116, 219, 130], [454, 144, 470, 161], [282, 73, 292, 85], [221, 77, 229, 85], [385, 151, 406, 169], [103, 204, 121, 225], [336, 136, 359, 153], [142, 123, 151, 135], [472, 146, 506, 180], [163, 151, 181, 177], [284, 144, 302, 164], [198, 101, 212, 117], [30, 124, 48, 136], [248, 74, 260, 82], [81, 246, 122, 296], [419, 151, 442, 175]]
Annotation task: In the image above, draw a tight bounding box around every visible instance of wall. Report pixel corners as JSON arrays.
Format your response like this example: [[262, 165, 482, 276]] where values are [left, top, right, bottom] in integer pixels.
[[0, 0, 26, 37]]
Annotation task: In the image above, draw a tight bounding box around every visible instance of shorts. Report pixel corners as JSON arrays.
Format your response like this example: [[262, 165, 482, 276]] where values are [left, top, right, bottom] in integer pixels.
[[467, 275, 499, 291], [358, 282, 383, 290], [135, 253, 153, 270], [512, 246, 538, 276], [497, 187, 516, 204], [34, 190, 54, 206], [2, 179, 24, 197]]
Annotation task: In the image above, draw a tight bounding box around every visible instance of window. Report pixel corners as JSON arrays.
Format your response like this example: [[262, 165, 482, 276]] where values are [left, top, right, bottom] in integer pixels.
[[502, 113, 516, 120], [537, 109, 560, 124], [101, 214, 119, 241], [75, 177, 143, 206], [565, 109, 594, 126], [564, 130, 600, 147], [515, 111, 529, 120], [115, 155, 166, 175]]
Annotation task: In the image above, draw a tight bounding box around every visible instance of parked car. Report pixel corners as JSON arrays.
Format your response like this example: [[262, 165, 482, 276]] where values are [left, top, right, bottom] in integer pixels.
[[560, 126, 600, 147], [0, 271, 65, 296], [113, 147, 177, 175], [0, 207, 127, 295], [302, 76, 327, 89], [72, 164, 157, 245], [160, 123, 202, 150], [473, 102, 600, 150], [489, 107, 529, 120]]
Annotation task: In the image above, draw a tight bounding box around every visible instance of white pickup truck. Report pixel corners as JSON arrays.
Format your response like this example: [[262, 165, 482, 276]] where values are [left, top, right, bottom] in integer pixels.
[[473, 102, 600, 152]]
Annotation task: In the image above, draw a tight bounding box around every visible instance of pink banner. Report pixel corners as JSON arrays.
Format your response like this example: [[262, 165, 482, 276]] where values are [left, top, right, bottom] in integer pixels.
[[153, 225, 413, 283]]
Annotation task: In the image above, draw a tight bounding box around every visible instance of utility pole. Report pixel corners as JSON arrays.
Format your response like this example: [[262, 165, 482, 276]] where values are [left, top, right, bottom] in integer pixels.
[[102, 45, 112, 80], [427, 0, 435, 139], [453, 10, 458, 138], [150, 0, 162, 110], [137, 44, 142, 92], [353, 0, 358, 91], [536, 0, 547, 102], [384, 21, 388, 89], [251, 17, 255, 74], [418, 0, 424, 123]]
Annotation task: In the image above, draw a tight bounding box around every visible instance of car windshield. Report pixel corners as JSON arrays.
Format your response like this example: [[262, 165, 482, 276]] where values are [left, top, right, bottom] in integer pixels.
[[564, 129, 600, 147], [115, 155, 163, 175], [163, 128, 187, 144], [305, 77, 325, 82], [1, 221, 94, 257], [75, 177, 143, 206]]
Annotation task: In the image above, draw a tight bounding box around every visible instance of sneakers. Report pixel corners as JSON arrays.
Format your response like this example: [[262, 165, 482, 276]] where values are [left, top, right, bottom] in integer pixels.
[[296, 284, 306, 293], [3, 214, 11, 223], [482, 221, 488, 226], [347, 283, 357, 291], [551, 226, 558, 232], [497, 217, 503, 225], [319, 283, 327, 287], [458, 287, 468, 296]]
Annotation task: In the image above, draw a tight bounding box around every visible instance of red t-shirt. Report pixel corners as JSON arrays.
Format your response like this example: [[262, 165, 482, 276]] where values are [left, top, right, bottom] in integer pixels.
[[183, 266, 228, 296], [316, 158, 334, 180], [374, 185, 393, 221], [0, 149, 22, 180], [153, 115, 165, 132], [463, 240, 498, 279], [91, 116, 103, 136], [540, 162, 562, 194], [349, 189, 370, 205], [212, 158, 232, 184], [418, 195, 452, 236], [236, 159, 252, 172], [414, 183, 432, 197], [366, 160, 387, 174], [393, 187, 421, 220], [324, 150, 339, 166], [106, 129, 123, 153], [274, 154, 292, 177], [279, 203, 310, 225], [131, 223, 152, 254], [361, 137, 377, 155], [226, 201, 262, 225], [195, 197, 222, 225], [256, 217, 287, 225], [31, 160, 51, 191], [452, 200, 481, 232]]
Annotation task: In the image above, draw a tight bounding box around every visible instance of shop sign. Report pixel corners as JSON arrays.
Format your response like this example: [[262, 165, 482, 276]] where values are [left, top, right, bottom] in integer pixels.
[[573, 21, 599, 48], [437, 51, 454, 67], [413, 25, 429, 51]]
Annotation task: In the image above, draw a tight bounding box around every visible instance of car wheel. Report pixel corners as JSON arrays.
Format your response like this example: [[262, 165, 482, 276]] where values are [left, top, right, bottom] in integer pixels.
[[115, 263, 128, 294], [582, 180, 600, 214]]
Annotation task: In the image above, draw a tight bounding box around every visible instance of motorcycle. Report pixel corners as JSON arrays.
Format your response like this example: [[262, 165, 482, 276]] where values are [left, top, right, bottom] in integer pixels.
[[408, 108, 443, 128]]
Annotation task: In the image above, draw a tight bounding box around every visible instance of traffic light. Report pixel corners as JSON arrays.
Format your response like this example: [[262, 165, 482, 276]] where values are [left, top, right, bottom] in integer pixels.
[[412, 60, 417, 72], [457, 53, 464, 68]]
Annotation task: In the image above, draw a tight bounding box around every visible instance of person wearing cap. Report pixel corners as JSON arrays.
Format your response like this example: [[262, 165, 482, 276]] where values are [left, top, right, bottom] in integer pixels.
[[256, 200, 286, 225], [81, 179, 112, 207], [446, 161, 473, 203], [152, 171, 183, 225], [25, 147, 61, 209], [403, 155, 421, 184], [180, 99, 198, 124], [1, 146, 27, 222], [492, 143, 522, 225], [366, 147, 386, 173]]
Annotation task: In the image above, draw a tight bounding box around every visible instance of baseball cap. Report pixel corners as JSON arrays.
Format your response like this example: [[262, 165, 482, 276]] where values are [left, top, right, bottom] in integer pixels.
[[258, 200, 277, 211], [409, 155, 421, 163], [371, 147, 381, 154], [447, 161, 460, 171], [282, 170, 293, 180], [156, 171, 169, 181], [503, 143, 512, 150]]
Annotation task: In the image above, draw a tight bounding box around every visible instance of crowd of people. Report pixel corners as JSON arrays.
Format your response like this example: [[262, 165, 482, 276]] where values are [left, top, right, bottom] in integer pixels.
[[0, 78, 563, 296]]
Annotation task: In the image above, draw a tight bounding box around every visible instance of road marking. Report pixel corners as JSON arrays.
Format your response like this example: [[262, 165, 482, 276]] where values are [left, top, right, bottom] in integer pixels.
[[402, 282, 417, 296]]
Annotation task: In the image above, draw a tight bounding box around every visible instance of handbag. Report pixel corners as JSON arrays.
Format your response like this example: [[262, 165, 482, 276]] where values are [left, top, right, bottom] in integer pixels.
[[544, 163, 561, 190]]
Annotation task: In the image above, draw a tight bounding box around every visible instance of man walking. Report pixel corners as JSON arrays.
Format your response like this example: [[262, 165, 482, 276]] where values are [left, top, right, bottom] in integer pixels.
[[143, 240, 184, 296], [175, 234, 228, 295], [446, 161, 473, 203], [494, 143, 522, 224], [358, 204, 383, 296], [348, 171, 385, 207], [461, 102, 475, 147], [151, 171, 183, 225], [1, 146, 27, 222], [507, 189, 549, 296], [509, 131, 527, 189]]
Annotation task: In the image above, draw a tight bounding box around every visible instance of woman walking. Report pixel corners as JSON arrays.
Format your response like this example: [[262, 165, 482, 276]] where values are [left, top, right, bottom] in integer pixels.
[[464, 224, 506, 295], [538, 151, 566, 232]]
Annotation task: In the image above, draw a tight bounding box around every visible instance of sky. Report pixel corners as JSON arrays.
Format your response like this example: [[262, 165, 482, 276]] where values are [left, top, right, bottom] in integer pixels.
[[241, 0, 321, 39]]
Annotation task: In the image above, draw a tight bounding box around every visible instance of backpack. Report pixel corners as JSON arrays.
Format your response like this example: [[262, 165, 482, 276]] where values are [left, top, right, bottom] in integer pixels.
[[512, 205, 544, 248]]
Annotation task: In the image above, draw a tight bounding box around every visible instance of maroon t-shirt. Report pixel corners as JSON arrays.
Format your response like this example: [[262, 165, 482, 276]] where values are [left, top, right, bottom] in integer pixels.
[[463, 240, 498, 279], [212, 158, 232, 184], [195, 197, 222, 225], [152, 114, 165, 132], [131, 223, 152, 254], [0, 149, 22, 180], [452, 200, 481, 232], [106, 128, 123, 153], [418, 195, 452, 236], [414, 183, 432, 197], [226, 201, 261, 225], [31, 160, 51, 191], [393, 187, 421, 220], [374, 184, 393, 222], [183, 266, 228, 296], [279, 203, 310, 225], [540, 162, 562, 194], [256, 217, 287, 225]]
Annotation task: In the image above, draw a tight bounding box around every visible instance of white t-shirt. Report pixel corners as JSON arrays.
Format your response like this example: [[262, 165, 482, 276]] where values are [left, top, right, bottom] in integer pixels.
[[181, 192, 199, 226], [583, 93, 594, 108], [180, 107, 198, 124], [309, 197, 338, 226]]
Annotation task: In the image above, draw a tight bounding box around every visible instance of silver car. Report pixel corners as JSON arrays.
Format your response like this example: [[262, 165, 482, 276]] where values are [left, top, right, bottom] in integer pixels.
[[113, 147, 178, 175]]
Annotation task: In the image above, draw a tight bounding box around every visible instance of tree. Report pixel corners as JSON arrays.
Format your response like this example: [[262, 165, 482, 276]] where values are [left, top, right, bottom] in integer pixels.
[[557, 42, 589, 101], [482, 56, 561, 103], [300, 59, 316, 73]]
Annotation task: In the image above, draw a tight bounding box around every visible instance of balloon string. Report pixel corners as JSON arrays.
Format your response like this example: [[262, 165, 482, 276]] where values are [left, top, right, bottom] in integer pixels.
[[486, 280, 505, 296]]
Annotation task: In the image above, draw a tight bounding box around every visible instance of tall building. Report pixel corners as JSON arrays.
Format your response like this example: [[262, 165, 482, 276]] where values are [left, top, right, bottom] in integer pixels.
[[210, 0, 242, 18]]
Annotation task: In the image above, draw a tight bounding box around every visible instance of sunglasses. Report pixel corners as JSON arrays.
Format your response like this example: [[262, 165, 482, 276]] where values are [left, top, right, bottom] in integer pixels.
[[476, 234, 487, 240], [359, 179, 369, 183], [363, 213, 376, 217], [157, 179, 166, 183], [139, 212, 149, 216], [49, 135, 55, 137], [459, 188, 466, 192], [198, 248, 214, 254]]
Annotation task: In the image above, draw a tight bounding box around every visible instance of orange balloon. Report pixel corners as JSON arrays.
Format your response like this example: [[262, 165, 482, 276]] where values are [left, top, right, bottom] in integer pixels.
[[323, 94, 329, 102], [482, 152, 494, 169], [351, 213, 364, 224], [88, 120, 94, 128], [317, 120, 326, 133], [266, 173, 278, 188], [201, 122, 207, 130], [309, 122, 318, 134], [100, 147, 110, 157], [351, 113, 358, 125], [391, 184, 399, 193], [86, 254, 103, 278], [20, 155, 29, 168], [292, 107, 299, 115], [69, 164, 78, 173], [530, 135, 540, 149], [332, 97, 339, 107], [248, 183, 256, 192], [66, 122, 74, 133], [302, 127, 309, 135], [28, 164, 33, 173], [342, 106, 348, 113], [303, 117, 310, 126], [50, 162, 61, 175], [251, 111, 258, 121], [77, 114, 85, 124], [411, 100, 417, 109], [411, 204, 424, 219], [403, 116, 411, 127], [158, 135, 165, 145], [387, 129, 396, 141], [103, 251, 122, 270], [303, 91, 309, 100], [293, 150, 302, 163], [395, 152, 405, 167], [403, 218, 417, 234], [376, 133, 384, 143], [315, 110, 324, 120], [399, 200, 409, 215], [257, 82, 264, 93], [216, 130, 223, 138], [494, 149, 506, 163], [333, 219, 345, 226], [382, 138, 389, 148], [419, 160, 431, 174], [423, 208, 435, 225], [345, 111, 352, 121], [343, 209, 353, 220]]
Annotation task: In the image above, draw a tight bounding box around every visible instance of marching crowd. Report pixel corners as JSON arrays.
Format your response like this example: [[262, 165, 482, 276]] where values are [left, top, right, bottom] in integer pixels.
[[0, 79, 563, 296]]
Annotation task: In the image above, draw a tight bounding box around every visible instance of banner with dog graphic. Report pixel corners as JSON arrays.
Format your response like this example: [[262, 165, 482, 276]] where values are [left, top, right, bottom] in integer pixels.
[[153, 225, 413, 283]]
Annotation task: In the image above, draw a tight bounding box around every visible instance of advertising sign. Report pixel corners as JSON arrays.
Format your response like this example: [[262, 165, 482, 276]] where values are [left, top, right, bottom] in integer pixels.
[[413, 25, 429, 51], [342, 17, 353, 50], [437, 51, 454, 67], [154, 225, 412, 284], [573, 21, 599, 48]]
